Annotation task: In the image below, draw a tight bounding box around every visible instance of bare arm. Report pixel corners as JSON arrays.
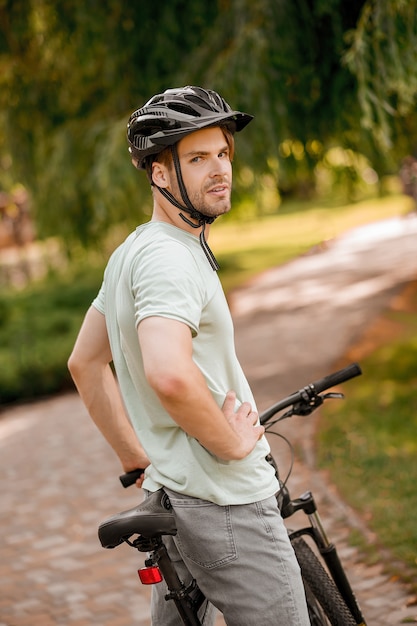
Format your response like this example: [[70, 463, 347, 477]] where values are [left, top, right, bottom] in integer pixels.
[[68, 306, 149, 479], [138, 316, 264, 461]]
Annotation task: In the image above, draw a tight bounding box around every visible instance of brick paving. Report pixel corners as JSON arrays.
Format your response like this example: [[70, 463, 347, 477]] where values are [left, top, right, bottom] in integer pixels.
[[1, 215, 417, 625]]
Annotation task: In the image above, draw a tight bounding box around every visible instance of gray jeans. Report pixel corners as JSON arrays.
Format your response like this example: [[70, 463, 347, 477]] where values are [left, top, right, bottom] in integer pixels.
[[150, 489, 310, 626]]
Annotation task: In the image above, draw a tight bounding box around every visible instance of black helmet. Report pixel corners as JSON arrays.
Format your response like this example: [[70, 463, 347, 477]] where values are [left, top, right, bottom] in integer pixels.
[[127, 86, 253, 169]]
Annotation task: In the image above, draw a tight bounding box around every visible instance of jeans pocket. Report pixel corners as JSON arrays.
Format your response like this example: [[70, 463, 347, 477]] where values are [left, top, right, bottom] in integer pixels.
[[166, 492, 237, 570]]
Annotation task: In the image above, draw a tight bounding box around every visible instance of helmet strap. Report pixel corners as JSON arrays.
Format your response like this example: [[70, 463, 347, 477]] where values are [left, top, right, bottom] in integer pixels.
[[171, 144, 198, 215], [154, 145, 220, 271], [198, 221, 220, 271]]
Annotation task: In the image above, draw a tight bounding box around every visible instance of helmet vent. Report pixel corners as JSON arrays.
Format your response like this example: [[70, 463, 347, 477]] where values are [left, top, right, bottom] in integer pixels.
[[141, 108, 168, 117], [184, 94, 215, 112], [133, 135, 151, 149], [131, 117, 180, 141], [167, 102, 201, 117]]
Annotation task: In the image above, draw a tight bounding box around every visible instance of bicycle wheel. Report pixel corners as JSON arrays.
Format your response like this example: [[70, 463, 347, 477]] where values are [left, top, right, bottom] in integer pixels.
[[292, 537, 356, 626]]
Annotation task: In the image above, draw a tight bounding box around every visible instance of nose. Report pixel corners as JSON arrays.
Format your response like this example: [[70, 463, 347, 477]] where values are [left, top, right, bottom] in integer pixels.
[[209, 155, 230, 178]]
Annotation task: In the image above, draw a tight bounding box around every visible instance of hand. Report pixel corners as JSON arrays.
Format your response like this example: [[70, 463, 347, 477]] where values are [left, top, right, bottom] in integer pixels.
[[122, 456, 151, 489], [221, 390, 265, 457], [135, 473, 146, 489]]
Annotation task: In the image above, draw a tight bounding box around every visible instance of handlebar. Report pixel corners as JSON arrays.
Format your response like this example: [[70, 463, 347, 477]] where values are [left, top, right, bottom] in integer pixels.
[[259, 363, 362, 425], [119, 468, 145, 488]]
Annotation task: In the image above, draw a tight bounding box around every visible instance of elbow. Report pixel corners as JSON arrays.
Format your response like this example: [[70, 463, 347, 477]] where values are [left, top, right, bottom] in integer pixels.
[[67, 349, 88, 385], [146, 369, 188, 402], [67, 351, 80, 382]]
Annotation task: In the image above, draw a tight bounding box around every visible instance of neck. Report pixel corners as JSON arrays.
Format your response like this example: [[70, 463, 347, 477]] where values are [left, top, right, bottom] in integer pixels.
[[152, 192, 218, 270], [151, 192, 211, 239]]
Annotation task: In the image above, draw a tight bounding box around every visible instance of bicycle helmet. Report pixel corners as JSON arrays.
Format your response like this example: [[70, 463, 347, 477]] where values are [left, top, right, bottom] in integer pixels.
[[127, 87, 253, 270], [127, 86, 253, 169]]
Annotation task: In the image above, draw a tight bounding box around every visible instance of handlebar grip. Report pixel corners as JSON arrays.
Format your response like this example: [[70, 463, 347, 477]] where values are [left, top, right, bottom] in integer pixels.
[[310, 363, 362, 394], [119, 468, 145, 488]]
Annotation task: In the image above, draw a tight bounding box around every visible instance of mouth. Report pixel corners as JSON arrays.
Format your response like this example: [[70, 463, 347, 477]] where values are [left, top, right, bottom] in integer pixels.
[[207, 184, 229, 197]]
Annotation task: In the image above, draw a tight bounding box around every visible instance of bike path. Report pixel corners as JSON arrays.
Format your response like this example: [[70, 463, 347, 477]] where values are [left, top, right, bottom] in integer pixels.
[[1, 214, 417, 625]]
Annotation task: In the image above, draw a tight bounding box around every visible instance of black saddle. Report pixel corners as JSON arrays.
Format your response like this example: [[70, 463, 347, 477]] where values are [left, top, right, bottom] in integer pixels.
[[98, 489, 177, 549]]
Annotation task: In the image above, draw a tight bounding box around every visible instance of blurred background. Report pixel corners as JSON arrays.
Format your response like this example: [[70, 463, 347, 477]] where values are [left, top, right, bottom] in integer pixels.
[[2, 0, 417, 241], [1, 0, 417, 402], [1, 1, 417, 623]]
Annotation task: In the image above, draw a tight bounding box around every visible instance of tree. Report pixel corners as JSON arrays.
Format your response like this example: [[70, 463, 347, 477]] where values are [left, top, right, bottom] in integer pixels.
[[185, 0, 367, 196], [0, 0, 218, 243], [1, 0, 417, 245], [191, 0, 417, 193], [343, 0, 417, 160]]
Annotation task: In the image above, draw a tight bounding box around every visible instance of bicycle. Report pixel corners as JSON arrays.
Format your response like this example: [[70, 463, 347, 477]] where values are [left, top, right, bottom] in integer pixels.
[[98, 362, 367, 625]]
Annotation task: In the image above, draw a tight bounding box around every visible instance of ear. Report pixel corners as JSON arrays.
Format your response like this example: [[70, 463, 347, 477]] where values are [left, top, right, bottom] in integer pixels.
[[152, 161, 170, 188]]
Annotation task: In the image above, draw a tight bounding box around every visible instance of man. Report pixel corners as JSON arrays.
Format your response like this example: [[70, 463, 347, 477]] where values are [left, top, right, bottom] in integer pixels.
[[68, 86, 309, 625]]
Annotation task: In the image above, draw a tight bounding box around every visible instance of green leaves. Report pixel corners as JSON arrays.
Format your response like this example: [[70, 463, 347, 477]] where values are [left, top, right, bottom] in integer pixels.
[[2, 0, 417, 245], [343, 0, 417, 154]]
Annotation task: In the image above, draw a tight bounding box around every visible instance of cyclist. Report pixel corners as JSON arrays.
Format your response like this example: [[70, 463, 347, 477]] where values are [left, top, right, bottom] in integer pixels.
[[68, 86, 309, 626]]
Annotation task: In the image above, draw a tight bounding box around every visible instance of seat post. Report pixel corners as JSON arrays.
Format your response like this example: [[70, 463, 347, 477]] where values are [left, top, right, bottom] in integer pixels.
[[152, 542, 202, 625]]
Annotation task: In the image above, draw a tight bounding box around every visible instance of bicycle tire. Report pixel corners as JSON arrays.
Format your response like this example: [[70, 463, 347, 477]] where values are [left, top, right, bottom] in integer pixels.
[[292, 537, 356, 626]]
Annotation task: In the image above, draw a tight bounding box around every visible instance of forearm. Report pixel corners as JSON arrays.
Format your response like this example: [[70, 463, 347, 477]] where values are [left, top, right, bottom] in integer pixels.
[[71, 363, 148, 472], [68, 306, 148, 473]]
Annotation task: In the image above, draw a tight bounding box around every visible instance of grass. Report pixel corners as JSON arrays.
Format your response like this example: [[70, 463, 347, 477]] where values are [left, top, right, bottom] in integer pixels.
[[213, 194, 412, 291], [0, 264, 104, 404], [317, 280, 417, 589]]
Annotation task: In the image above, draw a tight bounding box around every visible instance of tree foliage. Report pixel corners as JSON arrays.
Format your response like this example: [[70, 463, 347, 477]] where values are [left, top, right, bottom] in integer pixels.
[[187, 0, 367, 193], [343, 0, 417, 158], [1, 0, 417, 244]]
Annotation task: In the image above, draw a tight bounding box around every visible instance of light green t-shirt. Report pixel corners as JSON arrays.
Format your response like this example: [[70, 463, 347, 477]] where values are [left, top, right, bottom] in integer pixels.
[[93, 221, 278, 505]]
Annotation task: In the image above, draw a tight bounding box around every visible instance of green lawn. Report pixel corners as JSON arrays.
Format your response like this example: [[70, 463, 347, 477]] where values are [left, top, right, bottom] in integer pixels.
[[317, 282, 417, 589], [213, 194, 412, 291], [0, 265, 105, 403]]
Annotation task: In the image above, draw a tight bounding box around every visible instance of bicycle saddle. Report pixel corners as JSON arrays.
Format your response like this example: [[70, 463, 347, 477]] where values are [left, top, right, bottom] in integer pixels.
[[98, 489, 177, 548]]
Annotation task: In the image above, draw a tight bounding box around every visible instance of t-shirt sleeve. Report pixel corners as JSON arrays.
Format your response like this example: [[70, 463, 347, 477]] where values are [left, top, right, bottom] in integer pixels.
[[91, 236, 128, 317], [131, 239, 205, 336], [92, 280, 105, 315]]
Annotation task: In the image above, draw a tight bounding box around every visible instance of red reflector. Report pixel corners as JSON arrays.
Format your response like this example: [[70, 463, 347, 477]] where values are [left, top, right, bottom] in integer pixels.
[[138, 566, 163, 584]]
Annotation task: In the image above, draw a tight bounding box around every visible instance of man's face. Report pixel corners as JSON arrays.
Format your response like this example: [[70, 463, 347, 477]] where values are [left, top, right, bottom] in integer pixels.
[[170, 126, 233, 218]]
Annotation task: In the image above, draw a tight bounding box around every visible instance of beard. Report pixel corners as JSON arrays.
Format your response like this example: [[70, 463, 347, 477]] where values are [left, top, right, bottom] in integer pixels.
[[190, 185, 231, 217], [170, 176, 232, 218]]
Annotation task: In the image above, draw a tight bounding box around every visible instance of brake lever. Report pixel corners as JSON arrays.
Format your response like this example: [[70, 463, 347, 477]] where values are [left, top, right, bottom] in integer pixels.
[[265, 392, 346, 423], [292, 392, 344, 416], [322, 392, 344, 400], [292, 396, 323, 416]]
